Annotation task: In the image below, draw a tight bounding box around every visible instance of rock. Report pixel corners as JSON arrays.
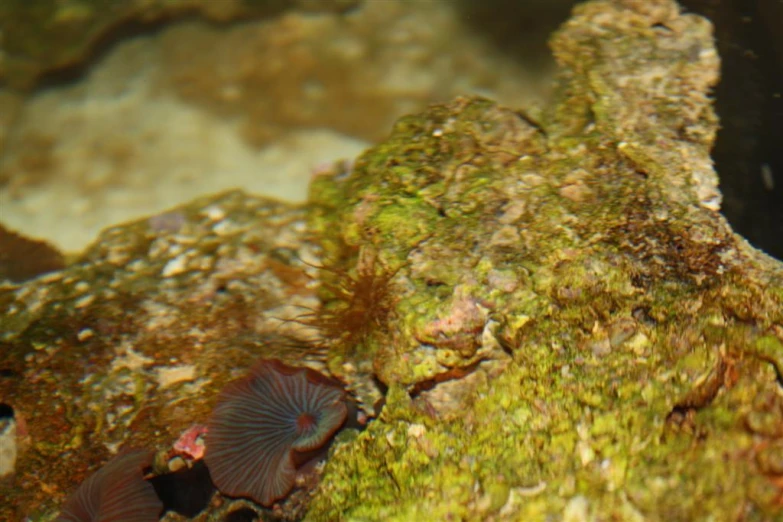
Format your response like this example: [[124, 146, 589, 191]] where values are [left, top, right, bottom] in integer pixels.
[[0, 0, 361, 90], [0, 225, 65, 283], [0, 0, 549, 253], [2, 0, 783, 520], [0, 191, 325, 519], [0, 414, 16, 478], [306, 0, 783, 519]]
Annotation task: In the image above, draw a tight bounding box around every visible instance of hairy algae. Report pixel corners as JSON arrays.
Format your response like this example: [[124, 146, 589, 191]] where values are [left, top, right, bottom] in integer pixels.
[[306, 0, 783, 519]]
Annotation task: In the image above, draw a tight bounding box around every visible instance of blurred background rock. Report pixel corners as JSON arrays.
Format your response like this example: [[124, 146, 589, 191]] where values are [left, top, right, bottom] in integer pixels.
[[0, 0, 779, 258]]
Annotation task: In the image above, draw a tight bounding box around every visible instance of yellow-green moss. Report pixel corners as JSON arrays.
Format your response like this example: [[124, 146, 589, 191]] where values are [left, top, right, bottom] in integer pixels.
[[304, 1, 783, 520]]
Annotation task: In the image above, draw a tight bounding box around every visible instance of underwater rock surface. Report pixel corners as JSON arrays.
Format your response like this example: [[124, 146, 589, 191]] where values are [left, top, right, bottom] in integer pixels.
[[0, 0, 360, 89], [0, 192, 329, 519], [1, 0, 783, 520], [304, 1, 783, 519], [0, 0, 550, 254]]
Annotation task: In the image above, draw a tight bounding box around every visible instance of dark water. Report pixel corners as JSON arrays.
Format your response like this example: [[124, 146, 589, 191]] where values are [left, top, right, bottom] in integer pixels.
[[680, 0, 783, 260]]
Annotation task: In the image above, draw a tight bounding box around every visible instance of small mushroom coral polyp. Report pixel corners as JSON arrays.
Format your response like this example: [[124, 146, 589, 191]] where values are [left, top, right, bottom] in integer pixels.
[[204, 358, 348, 506], [55, 449, 162, 522]]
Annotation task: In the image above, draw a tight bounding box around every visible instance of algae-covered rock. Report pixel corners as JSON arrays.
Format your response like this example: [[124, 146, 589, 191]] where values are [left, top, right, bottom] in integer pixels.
[[0, 191, 328, 519], [305, 0, 783, 519], [1, 0, 783, 520], [0, 0, 360, 89]]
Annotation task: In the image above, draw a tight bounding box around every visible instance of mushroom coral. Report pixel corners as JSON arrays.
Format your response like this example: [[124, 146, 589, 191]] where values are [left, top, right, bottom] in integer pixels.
[[204, 359, 348, 506], [55, 448, 162, 522]]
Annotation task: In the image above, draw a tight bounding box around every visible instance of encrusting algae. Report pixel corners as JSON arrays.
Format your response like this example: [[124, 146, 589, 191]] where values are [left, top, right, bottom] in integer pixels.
[[305, 0, 783, 519], [1, 0, 783, 520]]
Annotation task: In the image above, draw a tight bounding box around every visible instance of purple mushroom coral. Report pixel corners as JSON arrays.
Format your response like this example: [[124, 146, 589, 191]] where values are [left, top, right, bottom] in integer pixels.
[[56, 448, 162, 522], [204, 359, 348, 506]]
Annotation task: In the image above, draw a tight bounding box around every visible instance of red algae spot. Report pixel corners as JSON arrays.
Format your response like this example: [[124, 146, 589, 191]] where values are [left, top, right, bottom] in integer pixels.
[[172, 424, 208, 462], [55, 448, 162, 522], [204, 359, 347, 506]]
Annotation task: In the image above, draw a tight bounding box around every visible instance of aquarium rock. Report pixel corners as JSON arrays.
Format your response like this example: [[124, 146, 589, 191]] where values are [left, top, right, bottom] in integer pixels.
[[1, 0, 783, 520], [0, 0, 361, 89], [307, 0, 783, 519]]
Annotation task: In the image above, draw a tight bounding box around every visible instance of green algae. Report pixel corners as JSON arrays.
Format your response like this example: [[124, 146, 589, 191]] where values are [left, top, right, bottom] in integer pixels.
[[752, 336, 783, 380], [304, 0, 783, 519], [2, 0, 783, 520]]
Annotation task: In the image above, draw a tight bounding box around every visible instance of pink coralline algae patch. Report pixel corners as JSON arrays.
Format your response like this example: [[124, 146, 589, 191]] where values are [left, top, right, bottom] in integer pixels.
[[147, 210, 187, 234], [415, 289, 489, 355], [310, 158, 354, 179], [172, 424, 208, 461]]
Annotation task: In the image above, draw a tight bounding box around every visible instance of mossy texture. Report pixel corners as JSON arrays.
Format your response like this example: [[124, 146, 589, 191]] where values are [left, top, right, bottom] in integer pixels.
[[306, 0, 783, 520], [2, 0, 783, 520]]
